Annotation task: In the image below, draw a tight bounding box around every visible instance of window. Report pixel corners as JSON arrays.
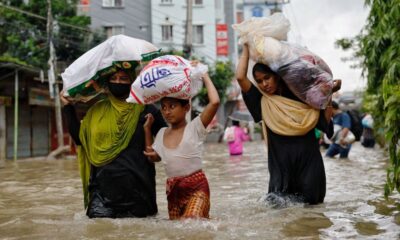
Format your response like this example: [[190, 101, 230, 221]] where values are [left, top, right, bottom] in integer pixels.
[[193, 25, 204, 44], [102, 0, 123, 7], [104, 26, 125, 38], [161, 25, 173, 42], [187, 0, 202, 5], [252, 6, 263, 17]]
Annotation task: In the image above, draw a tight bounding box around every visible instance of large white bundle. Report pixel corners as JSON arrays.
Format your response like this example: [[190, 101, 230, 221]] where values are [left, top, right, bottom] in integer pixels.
[[233, 13, 333, 109], [127, 55, 207, 104], [233, 12, 290, 42], [61, 35, 159, 102]]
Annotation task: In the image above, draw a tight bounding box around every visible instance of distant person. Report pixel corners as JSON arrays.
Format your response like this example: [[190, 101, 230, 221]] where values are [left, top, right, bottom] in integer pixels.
[[224, 120, 251, 155], [325, 101, 353, 158], [361, 113, 375, 148], [143, 68, 220, 220]]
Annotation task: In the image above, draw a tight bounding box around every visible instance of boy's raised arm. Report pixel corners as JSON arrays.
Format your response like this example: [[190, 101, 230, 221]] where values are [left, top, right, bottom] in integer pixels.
[[200, 73, 220, 128]]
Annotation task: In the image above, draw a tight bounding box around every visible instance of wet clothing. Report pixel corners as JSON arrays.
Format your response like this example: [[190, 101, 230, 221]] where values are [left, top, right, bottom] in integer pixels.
[[326, 142, 352, 158], [77, 95, 145, 207], [152, 116, 210, 219], [242, 84, 333, 204], [227, 126, 250, 155], [361, 128, 375, 148], [326, 112, 352, 158], [166, 170, 210, 220], [361, 114, 375, 148], [152, 116, 207, 178], [64, 103, 166, 218]]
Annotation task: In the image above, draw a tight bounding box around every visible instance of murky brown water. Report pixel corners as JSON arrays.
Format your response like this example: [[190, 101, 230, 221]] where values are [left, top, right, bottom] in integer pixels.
[[0, 141, 399, 239]]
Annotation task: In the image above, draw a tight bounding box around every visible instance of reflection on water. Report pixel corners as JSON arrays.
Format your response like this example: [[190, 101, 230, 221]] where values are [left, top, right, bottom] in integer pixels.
[[0, 141, 399, 239]]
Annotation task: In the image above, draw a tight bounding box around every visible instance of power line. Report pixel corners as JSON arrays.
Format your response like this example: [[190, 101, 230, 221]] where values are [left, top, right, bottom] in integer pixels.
[[0, 2, 93, 33]]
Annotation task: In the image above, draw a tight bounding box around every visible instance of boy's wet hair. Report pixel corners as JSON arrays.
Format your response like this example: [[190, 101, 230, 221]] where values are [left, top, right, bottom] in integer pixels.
[[252, 63, 277, 79], [161, 97, 190, 106], [232, 120, 240, 126]]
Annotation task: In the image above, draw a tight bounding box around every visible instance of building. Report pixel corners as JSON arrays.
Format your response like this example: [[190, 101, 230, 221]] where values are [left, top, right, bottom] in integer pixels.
[[0, 61, 71, 160], [151, 0, 221, 63], [81, 0, 152, 40], [242, 0, 286, 19]]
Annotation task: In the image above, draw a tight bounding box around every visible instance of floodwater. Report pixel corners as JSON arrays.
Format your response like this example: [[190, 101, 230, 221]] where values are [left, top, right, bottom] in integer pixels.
[[0, 141, 399, 240]]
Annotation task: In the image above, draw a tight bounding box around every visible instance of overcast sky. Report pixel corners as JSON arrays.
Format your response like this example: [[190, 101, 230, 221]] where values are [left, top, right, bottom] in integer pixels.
[[281, 0, 370, 92]]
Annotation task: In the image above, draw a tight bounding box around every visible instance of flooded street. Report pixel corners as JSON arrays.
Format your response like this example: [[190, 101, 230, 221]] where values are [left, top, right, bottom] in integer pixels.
[[0, 141, 399, 239]]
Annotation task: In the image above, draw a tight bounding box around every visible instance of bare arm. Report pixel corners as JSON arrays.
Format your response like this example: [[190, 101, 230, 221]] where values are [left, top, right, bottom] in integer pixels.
[[200, 73, 220, 128], [143, 113, 161, 162], [236, 44, 253, 93]]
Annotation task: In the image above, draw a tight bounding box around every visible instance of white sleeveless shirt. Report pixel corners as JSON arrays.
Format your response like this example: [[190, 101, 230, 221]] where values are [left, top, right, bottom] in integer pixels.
[[152, 116, 208, 178]]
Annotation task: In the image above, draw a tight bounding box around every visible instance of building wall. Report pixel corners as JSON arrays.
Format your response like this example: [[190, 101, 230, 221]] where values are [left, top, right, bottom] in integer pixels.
[[89, 0, 152, 41], [151, 0, 217, 63], [243, 1, 282, 20]]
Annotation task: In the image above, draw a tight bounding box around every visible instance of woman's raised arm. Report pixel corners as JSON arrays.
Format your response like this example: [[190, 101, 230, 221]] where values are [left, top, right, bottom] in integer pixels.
[[236, 44, 252, 93]]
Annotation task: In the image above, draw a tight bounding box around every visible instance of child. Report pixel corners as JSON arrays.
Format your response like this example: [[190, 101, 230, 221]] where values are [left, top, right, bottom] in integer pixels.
[[143, 70, 220, 220], [224, 120, 251, 156]]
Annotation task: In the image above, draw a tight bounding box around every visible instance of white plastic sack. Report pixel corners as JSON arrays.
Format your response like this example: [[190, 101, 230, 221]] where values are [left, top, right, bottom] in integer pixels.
[[223, 126, 235, 143], [61, 34, 160, 102], [362, 114, 374, 128], [325, 124, 356, 146], [232, 12, 290, 43], [126, 55, 206, 104], [234, 14, 333, 109]]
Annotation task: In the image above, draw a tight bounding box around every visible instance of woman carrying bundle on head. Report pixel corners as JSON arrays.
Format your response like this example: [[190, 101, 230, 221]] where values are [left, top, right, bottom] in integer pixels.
[[235, 44, 341, 206]]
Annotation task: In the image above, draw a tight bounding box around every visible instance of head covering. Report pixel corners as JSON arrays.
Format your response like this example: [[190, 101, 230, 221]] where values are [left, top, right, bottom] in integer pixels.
[[113, 61, 138, 83], [77, 93, 144, 208]]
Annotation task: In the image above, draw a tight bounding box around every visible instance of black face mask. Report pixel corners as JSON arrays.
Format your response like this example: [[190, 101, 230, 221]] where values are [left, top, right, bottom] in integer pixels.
[[108, 83, 131, 98]]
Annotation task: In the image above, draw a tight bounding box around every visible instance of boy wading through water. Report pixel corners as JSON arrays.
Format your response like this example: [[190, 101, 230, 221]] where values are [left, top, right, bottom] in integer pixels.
[[143, 64, 220, 220]]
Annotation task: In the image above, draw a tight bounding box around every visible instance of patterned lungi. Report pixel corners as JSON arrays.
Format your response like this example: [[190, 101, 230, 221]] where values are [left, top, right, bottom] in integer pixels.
[[166, 170, 210, 220]]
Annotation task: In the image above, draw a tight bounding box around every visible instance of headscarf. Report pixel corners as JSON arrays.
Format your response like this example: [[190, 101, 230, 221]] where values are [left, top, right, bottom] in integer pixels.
[[77, 93, 144, 208]]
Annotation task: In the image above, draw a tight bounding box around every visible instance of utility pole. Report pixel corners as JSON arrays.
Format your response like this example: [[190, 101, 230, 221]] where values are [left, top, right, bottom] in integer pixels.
[[184, 0, 193, 121], [47, 0, 64, 151], [183, 0, 193, 59]]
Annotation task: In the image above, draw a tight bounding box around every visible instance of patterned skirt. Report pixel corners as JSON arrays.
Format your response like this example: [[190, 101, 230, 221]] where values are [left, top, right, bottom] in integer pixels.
[[166, 170, 210, 220]]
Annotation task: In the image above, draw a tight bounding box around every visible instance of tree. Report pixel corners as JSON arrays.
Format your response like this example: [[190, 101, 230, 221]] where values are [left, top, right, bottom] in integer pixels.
[[0, 0, 104, 68], [336, 0, 400, 197], [195, 61, 234, 106]]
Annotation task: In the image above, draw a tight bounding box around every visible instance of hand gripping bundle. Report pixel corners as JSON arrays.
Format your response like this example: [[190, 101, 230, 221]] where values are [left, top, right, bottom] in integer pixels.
[[127, 55, 207, 104]]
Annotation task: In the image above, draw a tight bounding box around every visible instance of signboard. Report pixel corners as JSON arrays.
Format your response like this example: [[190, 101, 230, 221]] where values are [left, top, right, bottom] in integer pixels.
[[29, 88, 55, 107], [216, 24, 228, 56]]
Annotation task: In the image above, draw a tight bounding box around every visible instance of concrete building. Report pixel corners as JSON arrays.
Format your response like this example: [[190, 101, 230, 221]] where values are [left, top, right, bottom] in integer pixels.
[[242, 0, 286, 19], [151, 0, 220, 63], [80, 0, 152, 41]]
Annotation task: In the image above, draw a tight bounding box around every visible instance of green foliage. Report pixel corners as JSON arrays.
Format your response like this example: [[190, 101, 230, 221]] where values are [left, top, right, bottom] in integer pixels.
[[359, 0, 400, 197], [0, 0, 105, 69], [337, 0, 400, 197], [195, 61, 234, 106], [335, 38, 354, 50]]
